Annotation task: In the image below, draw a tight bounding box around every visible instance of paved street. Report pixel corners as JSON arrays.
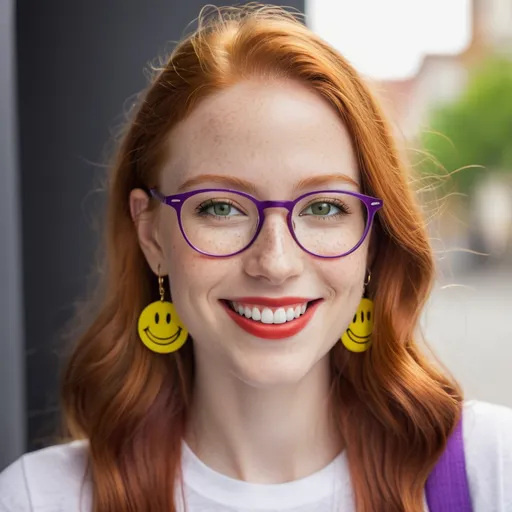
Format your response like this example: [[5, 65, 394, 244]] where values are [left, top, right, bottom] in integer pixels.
[[421, 265, 512, 408]]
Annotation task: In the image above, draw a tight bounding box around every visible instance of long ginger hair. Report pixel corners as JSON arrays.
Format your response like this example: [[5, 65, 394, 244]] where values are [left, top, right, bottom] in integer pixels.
[[62, 5, 462, 511]]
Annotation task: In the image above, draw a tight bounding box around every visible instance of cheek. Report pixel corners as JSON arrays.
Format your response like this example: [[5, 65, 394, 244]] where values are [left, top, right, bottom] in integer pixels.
[[318, 252, 367, 339], [158, 211, 194, 270], [164, 233, 233, 299], [158, 211, 241, 291], [320, 250, 367, 297]]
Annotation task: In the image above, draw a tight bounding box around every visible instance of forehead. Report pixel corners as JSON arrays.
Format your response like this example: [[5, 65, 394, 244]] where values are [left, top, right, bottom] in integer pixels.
[[161, 79, 359, 195]]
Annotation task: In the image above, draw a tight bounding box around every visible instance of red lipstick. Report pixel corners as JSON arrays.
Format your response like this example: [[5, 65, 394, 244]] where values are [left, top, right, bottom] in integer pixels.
[[225, 297, 314, 307], [221, 298, 322, 340]]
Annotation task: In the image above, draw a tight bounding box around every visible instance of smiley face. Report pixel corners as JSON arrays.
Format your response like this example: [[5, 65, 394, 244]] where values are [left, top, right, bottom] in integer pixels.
[[137, 301, 188, 354], [341, 298, 373, 353]]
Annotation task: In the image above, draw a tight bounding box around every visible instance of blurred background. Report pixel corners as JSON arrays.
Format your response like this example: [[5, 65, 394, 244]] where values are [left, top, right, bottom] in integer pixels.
[[1, 0, 510, 471]]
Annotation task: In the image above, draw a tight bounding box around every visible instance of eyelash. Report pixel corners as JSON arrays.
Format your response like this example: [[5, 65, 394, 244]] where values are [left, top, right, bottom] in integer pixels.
[[194, 197, 353, 219], [301, 198, 352, 217], [195, 199, 245, 218]]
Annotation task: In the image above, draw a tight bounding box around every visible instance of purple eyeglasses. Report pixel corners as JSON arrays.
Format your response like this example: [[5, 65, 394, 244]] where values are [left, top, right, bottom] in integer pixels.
[[150, 187, 383, 259]]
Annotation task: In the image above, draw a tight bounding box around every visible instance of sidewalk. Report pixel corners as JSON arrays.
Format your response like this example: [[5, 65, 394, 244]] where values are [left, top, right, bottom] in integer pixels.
[[421, 265, 512, 408]]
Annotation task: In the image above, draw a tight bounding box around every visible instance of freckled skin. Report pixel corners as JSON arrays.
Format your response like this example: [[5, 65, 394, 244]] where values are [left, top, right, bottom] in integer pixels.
[[139, 79, 372, 386]]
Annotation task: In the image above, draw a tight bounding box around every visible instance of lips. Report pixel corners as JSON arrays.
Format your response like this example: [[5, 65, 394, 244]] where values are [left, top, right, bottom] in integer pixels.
[[228, 297, 315, 307], [221, 298, 322, 339]]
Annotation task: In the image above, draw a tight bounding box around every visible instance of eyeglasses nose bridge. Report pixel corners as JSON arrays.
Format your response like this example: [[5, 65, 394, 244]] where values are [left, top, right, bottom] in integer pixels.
[[258, 200, 296, 226], [259, 200, 295, 213], [253, 201, 298, 247]]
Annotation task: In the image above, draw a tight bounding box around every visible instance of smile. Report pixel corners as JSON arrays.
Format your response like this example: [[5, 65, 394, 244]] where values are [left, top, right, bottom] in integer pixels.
[[143, 327, 182, 346], [346, 329, 371, 344], [229, 300, 309, 324], [221, 298, 323, 340]]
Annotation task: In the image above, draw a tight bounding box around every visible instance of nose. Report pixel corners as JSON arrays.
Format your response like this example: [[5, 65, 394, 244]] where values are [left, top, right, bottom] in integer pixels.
[[242, 211, 304, 285]]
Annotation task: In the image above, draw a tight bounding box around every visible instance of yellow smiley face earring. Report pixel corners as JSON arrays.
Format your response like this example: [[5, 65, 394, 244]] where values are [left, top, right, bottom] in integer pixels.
[[341, 270, 374, 353], [137, 266, 189, 354]]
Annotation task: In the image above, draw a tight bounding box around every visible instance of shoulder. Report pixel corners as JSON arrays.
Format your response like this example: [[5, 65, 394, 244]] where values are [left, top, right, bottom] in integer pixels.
[[463, 399, 512, 455], [462, 400, 512, 509], [0, 440, 91, 512]]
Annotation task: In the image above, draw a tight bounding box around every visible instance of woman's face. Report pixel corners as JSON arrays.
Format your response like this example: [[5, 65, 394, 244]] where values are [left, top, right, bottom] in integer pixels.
[[133, 79, 371, 387]]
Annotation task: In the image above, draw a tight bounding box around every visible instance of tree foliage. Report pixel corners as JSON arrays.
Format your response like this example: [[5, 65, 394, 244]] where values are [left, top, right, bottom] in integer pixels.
[[421, 56, 512, 194]]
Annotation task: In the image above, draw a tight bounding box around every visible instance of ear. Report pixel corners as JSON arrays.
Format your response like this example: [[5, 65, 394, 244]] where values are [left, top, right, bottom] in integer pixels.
[[129, 188, 165, 275]]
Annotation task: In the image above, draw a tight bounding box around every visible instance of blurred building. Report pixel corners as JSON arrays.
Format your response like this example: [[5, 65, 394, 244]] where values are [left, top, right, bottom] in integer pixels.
[[373, 0, 512, 267], [375, 0, 512, 139]]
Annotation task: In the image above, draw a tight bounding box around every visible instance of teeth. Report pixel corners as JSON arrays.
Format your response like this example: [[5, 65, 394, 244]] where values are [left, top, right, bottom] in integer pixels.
[[230, 301, 311, 324], [273, 308, 287, 324], [261, 308, 274, 324]]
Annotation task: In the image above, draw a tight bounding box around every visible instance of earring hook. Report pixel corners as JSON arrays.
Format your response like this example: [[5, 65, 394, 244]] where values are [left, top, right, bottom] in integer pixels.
[[158, 265, 165, 302], [364, 269, 371, 287]]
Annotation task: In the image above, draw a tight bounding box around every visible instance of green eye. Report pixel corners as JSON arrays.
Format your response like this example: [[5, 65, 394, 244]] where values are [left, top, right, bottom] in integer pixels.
[[212, 203, 232, 216], [308, 202, 339, 216], [197, 200, 244, 218]]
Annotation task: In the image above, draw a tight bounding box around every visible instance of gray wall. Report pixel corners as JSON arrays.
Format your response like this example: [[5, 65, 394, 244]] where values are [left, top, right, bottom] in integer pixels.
[[0, 0, 304, 467], [0, 0, 26, 470]]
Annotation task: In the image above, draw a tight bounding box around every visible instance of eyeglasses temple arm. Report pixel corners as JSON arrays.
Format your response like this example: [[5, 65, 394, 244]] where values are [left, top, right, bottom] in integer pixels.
[[149, 188, 166, 203]]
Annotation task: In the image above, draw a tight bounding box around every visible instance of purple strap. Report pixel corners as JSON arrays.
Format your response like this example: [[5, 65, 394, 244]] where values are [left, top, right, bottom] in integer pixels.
[[425, 416, 473, 511]]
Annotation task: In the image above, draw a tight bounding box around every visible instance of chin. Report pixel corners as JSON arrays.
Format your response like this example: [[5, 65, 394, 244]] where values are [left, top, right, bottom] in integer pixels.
[[230, 350, 327, 389]]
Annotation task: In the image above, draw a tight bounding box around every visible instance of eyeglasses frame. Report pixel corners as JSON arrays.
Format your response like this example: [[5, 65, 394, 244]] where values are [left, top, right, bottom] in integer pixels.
[[149, 187, 383, 259]]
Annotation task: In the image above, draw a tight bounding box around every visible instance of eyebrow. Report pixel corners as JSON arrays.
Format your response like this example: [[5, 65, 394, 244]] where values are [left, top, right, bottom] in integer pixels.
[[176, 172, 359, 194], [177, 174, 258, 194], [293, 174, 360, 191]]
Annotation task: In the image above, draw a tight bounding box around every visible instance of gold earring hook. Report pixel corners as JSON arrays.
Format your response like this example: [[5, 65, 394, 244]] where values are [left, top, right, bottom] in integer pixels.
[[363, 270, 372, 298], [158, 265, 165, 302], [364, 270, 371, 287]]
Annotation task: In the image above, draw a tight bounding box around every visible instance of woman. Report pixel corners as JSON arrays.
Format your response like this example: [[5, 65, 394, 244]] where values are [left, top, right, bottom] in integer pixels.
[[1, 5, 511, 512]]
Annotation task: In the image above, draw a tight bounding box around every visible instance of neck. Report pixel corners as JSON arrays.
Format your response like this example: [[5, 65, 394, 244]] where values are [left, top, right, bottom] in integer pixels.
[[186, 353, 342, 484]]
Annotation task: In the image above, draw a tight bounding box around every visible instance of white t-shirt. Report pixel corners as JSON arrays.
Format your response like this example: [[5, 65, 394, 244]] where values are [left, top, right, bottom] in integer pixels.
[[1, 400, 511, 511]]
